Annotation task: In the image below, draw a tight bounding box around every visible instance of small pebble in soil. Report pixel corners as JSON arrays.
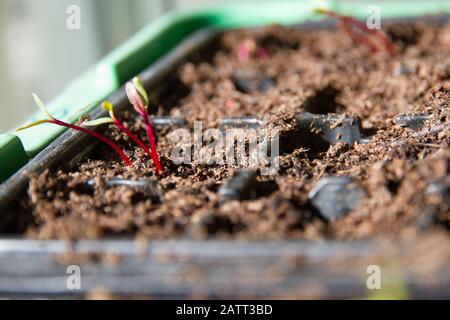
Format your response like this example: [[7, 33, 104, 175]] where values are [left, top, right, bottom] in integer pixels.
[[219, 116, 264, 132], [394, 114, 430, 131], [86, 178, 162, 202], [393, 65, 413, 76], [218, 170, 258, 201], [231, 70, 276, 93], [308, 176, 366, 221], [303, 86, 341, 114], [296, 112, 363, 145]]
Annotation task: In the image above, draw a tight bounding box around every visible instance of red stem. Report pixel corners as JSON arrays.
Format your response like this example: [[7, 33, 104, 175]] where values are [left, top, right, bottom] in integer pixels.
[[139, 111, 162, 174], [112, 118, 155, 166], [48, 119, 132, 166], [373, 32, 396, 56], [319, 9, 395, 56], [343, 16, 396, 55], [125, 81, 163, 174], [339, 21, 380, 54]]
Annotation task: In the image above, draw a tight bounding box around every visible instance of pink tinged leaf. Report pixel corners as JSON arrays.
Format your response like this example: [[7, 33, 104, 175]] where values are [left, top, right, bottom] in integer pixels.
[[126, 82, 146, 115], [238, 43, 250, 62], [125, 80, 163, 174], [238, 39, 256, 62], [132, 77, 149, 109]]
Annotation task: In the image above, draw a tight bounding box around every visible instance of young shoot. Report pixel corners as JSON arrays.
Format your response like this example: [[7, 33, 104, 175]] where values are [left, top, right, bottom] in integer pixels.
[[84, 101, 155, 169], [17, 94, 132, 166], [237, 39, 269, 62], [315, 8, 396, 56], [125, 77, 162, 174]]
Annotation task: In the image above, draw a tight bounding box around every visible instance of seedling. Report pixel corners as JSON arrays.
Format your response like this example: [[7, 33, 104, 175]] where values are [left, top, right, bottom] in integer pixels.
[[315, 8, 396, 56], [84, 101, 155, 169], [125, 77, 162, 174], [17, 94, 132, 166], [237, 39, 270, 62], [238, 39, 256, 62]]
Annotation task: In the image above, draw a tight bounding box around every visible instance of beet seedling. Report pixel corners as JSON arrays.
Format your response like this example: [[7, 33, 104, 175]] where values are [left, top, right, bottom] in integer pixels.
[[238, 39, 257, 62], [315, 8, 396, 56], [125, 77, 162, 174], [17, 94, 132, 166], [84, 101, 155, 169], [237, 39, 270, 62]]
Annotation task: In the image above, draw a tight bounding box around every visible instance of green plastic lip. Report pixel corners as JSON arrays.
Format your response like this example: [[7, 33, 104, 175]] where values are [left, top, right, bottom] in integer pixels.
[[1, 0, 450, 182], [0, 134, 28, 182]]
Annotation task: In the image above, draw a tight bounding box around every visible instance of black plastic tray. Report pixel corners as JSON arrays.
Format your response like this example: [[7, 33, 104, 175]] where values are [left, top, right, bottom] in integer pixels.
[[0, 17, 449, 299]]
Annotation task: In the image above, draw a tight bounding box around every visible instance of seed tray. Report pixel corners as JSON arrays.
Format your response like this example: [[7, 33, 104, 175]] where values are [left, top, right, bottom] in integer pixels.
[[0, 16, 449, 299]]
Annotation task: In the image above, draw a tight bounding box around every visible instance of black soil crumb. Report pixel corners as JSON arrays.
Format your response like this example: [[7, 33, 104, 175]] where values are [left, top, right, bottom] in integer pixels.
[[22, 20, 449, 243]]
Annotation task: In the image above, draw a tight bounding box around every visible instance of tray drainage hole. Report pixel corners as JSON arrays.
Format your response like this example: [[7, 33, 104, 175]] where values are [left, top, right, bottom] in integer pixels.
[[387, 179, 401, 195], [386, 24, 422, 47], [256, 180, 279, 198], [303, 86, 343, 115], [73, 182, 96, 196], [279, 127, 330, 156]]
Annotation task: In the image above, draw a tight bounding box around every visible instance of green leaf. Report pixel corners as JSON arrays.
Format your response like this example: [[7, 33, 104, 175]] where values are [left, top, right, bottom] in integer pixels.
[[101, 101, 114, 112], [101, 101, 116, 118], [132, 77, 149, 108], [32, 93, 53, 119], [126, 81, 146, 115], [16, 119, 50, 132], [82, 117, 114, 127]]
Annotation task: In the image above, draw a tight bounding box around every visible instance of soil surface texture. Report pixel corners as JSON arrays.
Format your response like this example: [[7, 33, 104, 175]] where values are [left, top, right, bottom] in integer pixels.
[[22, 19, 449, 244]]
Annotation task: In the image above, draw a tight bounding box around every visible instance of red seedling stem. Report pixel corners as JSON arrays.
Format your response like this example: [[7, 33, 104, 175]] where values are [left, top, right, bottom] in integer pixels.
[[338, 21, 380, 54], [317, 8, 396, 56], [126, 80, 163, 174], [45, 119, 132, 166], [111, 117, 155, 166], [141, 112, 163, 174], [18, 94, 132, 166]]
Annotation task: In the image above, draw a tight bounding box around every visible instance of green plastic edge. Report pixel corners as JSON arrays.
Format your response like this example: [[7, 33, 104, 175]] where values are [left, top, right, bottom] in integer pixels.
[[1, 0, 449, 182], [0, 134, 28, 182]]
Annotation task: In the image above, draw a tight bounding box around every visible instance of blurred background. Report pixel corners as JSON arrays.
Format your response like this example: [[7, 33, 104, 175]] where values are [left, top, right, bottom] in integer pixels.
[[0, 0, 222, 132]]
